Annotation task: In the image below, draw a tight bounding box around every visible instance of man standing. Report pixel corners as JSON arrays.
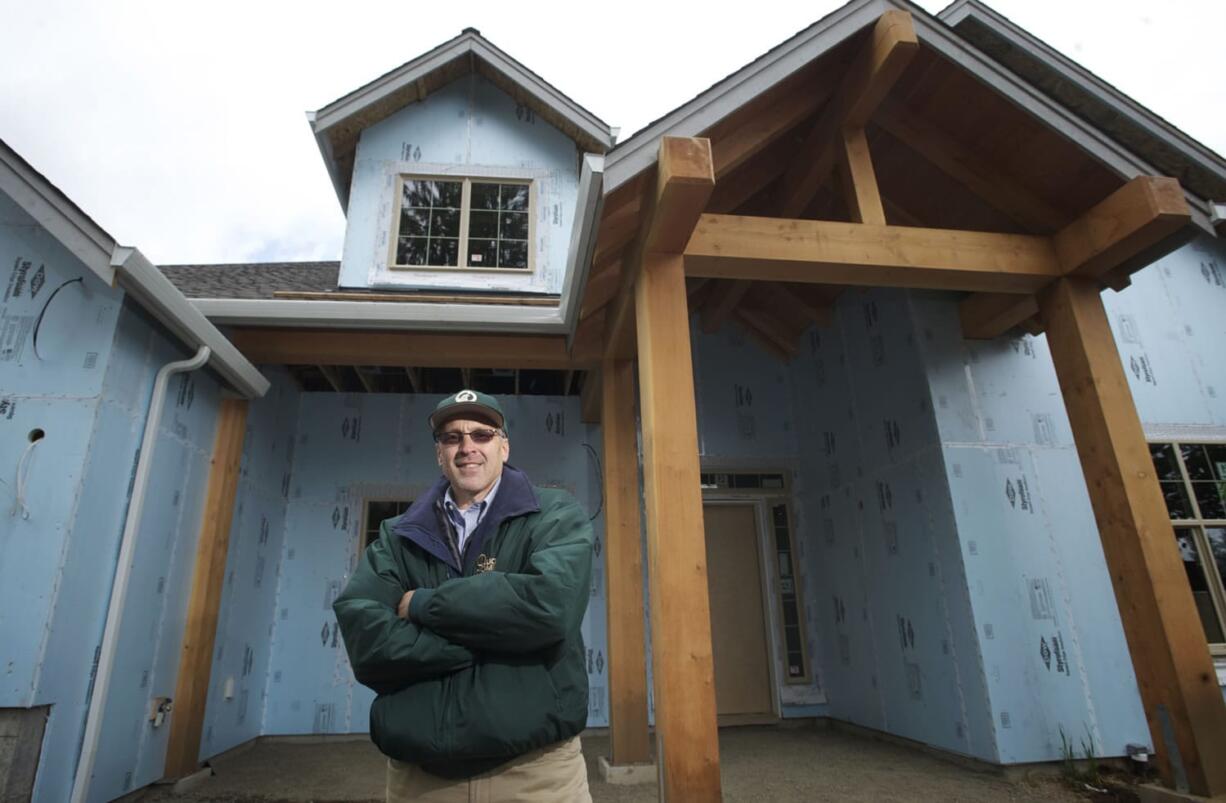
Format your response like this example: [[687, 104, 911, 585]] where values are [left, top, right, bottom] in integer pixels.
[[334, 390, 594, 802]]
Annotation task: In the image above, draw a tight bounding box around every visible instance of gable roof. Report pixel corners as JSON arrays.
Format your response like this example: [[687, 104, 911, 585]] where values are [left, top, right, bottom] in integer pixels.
[[602, 0, 1215, 233], [309, 29, 616, 210], [0, 138, 269, 398], [938, 0, 1226, 208]]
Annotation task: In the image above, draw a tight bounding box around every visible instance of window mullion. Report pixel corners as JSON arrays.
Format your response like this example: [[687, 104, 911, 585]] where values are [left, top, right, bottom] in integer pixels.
[[1174, 441, 1208, 521], [1193, 526, 1226, 648], [458, 179, 472, 269]]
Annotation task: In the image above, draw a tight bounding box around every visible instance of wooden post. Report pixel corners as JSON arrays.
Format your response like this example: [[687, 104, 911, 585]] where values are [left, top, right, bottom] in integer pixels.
[[1039, 277, 1226, 796], [164, 398, 249, 778], [601, 357, 651, 766], [636, 251, 722, 800]]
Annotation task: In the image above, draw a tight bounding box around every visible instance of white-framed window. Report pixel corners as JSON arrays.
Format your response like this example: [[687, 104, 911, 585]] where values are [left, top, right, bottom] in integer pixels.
[[389, 176, 534, 272], [1149, 442, 1226, 654]]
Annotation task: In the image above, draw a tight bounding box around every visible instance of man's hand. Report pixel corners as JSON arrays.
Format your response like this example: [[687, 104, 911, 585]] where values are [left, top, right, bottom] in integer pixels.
[[397, 589, 415, 620]]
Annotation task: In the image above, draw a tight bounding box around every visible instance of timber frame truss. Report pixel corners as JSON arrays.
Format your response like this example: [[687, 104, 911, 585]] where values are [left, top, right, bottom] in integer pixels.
[[584, 10, 1226, 801], [175, 9, 1226, 801]]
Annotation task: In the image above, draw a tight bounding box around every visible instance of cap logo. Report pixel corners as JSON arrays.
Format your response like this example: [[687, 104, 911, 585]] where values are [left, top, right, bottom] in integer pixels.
[[455, 390, 477, 402]]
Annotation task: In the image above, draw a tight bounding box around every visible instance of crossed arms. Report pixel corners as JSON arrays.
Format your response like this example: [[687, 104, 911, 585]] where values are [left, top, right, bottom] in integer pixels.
[[332, 498, 593, 692]]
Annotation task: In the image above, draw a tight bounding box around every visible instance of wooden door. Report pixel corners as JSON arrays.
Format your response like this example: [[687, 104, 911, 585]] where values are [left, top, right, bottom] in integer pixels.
[[703, 503, 775, 720]]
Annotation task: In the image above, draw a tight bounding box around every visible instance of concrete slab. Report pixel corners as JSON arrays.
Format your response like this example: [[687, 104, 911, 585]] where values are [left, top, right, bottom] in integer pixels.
[[129, 724, 1096, 802]]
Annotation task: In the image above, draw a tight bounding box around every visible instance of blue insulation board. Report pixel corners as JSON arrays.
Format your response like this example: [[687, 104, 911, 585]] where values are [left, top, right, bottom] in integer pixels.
[[787, 289, 995, 761], [913, 289, 1149, 763], [68, 304, 222, 803], [199, 367, 300, 760], [341, 73, 580, 294], [1102, 234, 1226, 431], [690, 322, 828, 712], [0, 190, 123, 709], [256, 392, 606, 735], [0, 239, 227, 803]]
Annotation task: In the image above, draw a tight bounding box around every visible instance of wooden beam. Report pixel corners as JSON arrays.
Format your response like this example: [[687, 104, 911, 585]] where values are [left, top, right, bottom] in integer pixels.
[[959, 293, 1040, 341], [571, 308, 606, 367], [776, 10, 918, 217], [318, 365, 344, 393], [700, 280, 751, 334], [686, 278, 711, 298], [645, 137, 718, 253], [165, 399, 249, 779], [635, 252, 722, 800], [837, 128, 886, 225], [580, 260, 621, 320], [605, 137, 715, 359], [685, 214, 1060, 293], [961, 176, 1192, 339], [708, 79, 833, 179], [592, 179, 648, 270], [1053, 176, 1190, 280], [778, 283, 839, 326], [735, 307, 799, 360], [1038, 277, 1226, 796], [707, 133, 795, 215], [753, 283, 821, 336], [601, 358, 651, 766], [874, 102, 1066, 232], [228, 329, 591, 370], [579, 370, 602, 424]]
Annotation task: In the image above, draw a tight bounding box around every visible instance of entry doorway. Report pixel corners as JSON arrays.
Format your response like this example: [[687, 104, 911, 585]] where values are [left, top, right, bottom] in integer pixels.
[[703, 502, 777, 723]]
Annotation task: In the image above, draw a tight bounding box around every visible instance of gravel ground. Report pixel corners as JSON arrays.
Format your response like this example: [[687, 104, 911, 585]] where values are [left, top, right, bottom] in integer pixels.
[[132, 723, 1088, 803]]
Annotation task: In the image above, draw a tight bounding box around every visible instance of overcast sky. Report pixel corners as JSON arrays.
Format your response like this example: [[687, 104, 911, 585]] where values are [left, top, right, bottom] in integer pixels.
[[1, 0, 1222, 266]]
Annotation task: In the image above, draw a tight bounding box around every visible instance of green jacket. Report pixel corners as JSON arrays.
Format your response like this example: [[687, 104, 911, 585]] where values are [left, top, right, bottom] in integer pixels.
[[333, 465, 594, 779]]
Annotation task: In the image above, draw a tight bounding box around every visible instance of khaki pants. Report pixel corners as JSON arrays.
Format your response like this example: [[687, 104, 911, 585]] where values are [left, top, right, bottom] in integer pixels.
[[386, 736, 592, 802]]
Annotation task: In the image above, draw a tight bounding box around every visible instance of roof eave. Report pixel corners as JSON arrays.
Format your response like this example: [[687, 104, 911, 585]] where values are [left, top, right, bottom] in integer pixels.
[[938, 0, 1226, 196], [308, 32, 615, 210], [604, 0, 1213, 233]]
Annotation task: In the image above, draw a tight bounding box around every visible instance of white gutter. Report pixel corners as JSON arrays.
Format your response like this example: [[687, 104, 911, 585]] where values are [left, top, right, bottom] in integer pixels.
[[1211, 202, 1226, 235], [112, 247, 269, 398], [70, 345, 212, 803]]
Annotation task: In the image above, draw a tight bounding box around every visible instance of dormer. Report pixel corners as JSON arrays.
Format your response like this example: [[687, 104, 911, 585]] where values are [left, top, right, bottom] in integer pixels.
[[309, 30, 615, 297]]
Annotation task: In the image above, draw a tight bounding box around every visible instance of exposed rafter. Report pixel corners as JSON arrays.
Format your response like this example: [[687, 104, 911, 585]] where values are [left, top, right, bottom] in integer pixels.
[[700, 281, 752, 334], [318, 365, 344, 393], [776, 10, 919, 217], [604, 137, 716, 359], [874, 101, 1065, 232]]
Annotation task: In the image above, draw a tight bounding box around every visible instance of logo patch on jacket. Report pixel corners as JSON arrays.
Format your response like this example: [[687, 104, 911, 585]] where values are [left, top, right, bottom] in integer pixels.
[[475, 554, 497, 573]]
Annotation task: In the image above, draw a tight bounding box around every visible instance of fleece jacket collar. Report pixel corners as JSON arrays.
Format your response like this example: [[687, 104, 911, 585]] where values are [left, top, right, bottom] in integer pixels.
[[390, 464, 541, 573]]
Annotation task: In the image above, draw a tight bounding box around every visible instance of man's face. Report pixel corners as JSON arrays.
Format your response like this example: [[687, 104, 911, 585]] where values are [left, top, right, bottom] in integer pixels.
[[435, 417, 509, 505]]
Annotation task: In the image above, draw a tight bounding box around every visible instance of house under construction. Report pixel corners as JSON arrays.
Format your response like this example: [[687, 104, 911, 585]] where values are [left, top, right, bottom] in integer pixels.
[[2, 1, 1226, 800]]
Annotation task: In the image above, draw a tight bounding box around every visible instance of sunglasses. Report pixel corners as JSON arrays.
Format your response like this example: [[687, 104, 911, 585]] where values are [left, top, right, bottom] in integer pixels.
[[433, 428, 503, 446]]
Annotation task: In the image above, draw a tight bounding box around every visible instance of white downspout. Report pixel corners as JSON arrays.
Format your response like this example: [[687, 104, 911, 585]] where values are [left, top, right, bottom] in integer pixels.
[[70, 345, 211, 803]]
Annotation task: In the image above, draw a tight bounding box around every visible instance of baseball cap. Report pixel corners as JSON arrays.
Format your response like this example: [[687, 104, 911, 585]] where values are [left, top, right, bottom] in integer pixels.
[[428, 389, 506, 432]]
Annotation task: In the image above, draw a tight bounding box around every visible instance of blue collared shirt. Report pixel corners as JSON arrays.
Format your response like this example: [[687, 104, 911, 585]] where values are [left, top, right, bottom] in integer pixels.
[[443, 475, 501, 556]]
